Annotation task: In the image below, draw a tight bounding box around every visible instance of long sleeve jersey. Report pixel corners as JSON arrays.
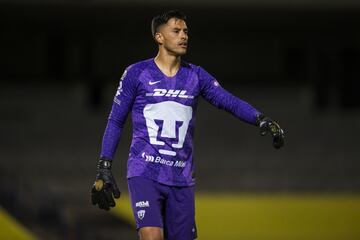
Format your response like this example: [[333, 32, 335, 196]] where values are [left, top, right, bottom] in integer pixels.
[[100, 58, 260, 186]]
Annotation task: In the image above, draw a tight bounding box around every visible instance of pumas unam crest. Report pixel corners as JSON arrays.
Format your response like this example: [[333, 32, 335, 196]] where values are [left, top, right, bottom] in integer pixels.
[[137, 210, 146, 220]]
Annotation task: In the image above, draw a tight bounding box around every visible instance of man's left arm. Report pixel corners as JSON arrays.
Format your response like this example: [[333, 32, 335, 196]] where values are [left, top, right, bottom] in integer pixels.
[[198, 66, 285, 149]]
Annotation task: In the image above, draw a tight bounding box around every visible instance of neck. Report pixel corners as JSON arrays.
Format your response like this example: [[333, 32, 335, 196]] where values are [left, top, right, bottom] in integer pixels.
[[154, 49, 181, 77]]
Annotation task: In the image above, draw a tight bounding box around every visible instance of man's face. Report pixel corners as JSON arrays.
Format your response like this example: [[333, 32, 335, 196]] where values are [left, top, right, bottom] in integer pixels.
[[156, 18, 188, 56]]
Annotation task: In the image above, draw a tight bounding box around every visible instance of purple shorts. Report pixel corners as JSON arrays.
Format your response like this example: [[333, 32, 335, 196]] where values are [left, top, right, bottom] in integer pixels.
[[128, 177, 197, 240]]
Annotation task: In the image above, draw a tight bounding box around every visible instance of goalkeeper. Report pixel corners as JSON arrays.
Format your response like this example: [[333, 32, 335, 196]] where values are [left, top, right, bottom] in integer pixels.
[[91, 9, 284, 240]]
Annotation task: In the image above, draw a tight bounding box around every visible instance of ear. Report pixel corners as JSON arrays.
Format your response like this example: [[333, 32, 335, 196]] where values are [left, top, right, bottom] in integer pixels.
[[155, 32, 163, 45]]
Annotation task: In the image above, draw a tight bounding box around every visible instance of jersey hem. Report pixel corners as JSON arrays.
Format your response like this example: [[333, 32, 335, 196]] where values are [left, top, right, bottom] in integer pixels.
[[127, 174, 195, 187]]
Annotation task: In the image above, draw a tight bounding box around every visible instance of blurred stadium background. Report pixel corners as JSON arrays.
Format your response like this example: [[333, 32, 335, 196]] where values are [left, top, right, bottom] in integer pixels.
[[1, 0, 360, 239]]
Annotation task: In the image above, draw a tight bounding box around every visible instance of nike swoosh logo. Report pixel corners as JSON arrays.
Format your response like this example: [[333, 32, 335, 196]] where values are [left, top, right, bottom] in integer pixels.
[[149, 80, 161, 85]]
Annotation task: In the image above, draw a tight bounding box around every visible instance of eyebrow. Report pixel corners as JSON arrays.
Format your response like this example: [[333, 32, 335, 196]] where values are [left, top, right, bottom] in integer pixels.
[[172, 27, 188, 31]]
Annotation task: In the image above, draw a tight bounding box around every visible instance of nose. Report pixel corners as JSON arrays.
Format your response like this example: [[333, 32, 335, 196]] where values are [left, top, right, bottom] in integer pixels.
[[180, 30, 188, 40]]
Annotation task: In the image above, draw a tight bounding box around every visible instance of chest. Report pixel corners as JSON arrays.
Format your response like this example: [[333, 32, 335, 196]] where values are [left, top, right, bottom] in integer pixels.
[[136, 69, 200, 106]]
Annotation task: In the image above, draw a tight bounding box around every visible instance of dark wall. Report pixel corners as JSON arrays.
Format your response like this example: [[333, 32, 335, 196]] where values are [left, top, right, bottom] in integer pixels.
[[2, 3, 360, 108]]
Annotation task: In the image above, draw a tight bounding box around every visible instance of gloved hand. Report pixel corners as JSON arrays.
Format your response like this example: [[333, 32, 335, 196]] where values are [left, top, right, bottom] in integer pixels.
[[256, 114, 285, 149], [91, 159, 121, 211]]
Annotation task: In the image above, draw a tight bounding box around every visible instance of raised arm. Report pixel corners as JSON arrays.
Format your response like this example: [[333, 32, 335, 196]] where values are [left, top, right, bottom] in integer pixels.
[[198, 66, 284, 148], [198, 66, 260, 125]]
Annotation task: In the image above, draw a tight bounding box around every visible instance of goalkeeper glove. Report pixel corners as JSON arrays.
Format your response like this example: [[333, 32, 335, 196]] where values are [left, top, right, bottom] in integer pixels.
[[256, 114, 285, 149], [91, 159, 121, 211]]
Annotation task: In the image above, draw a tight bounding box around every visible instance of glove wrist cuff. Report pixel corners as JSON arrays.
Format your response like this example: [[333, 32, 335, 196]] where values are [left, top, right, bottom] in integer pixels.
[[98, 159, 112, 169], [256, 114, 266, 126]]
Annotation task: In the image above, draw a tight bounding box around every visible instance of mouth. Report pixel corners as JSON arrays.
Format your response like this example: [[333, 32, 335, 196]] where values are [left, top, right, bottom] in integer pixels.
[[179, 42, 188, 48]]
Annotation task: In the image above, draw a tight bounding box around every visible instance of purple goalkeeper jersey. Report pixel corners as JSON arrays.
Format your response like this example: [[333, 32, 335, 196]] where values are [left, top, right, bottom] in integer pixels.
[[100, 58, 260, 186]]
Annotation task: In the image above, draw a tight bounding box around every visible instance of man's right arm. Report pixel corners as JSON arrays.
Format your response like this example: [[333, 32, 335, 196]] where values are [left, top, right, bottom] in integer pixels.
[[100, 66, 139, 160], [91, 65, 139, 210]]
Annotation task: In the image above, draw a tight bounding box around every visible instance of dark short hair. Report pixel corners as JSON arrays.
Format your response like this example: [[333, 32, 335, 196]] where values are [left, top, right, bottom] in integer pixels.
[[151, 10, 187, 38]]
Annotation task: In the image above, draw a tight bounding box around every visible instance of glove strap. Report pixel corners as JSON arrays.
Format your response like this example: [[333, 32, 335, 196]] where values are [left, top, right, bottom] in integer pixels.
[[256, 114, 266, 126], [98, 159, 112, 169]]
